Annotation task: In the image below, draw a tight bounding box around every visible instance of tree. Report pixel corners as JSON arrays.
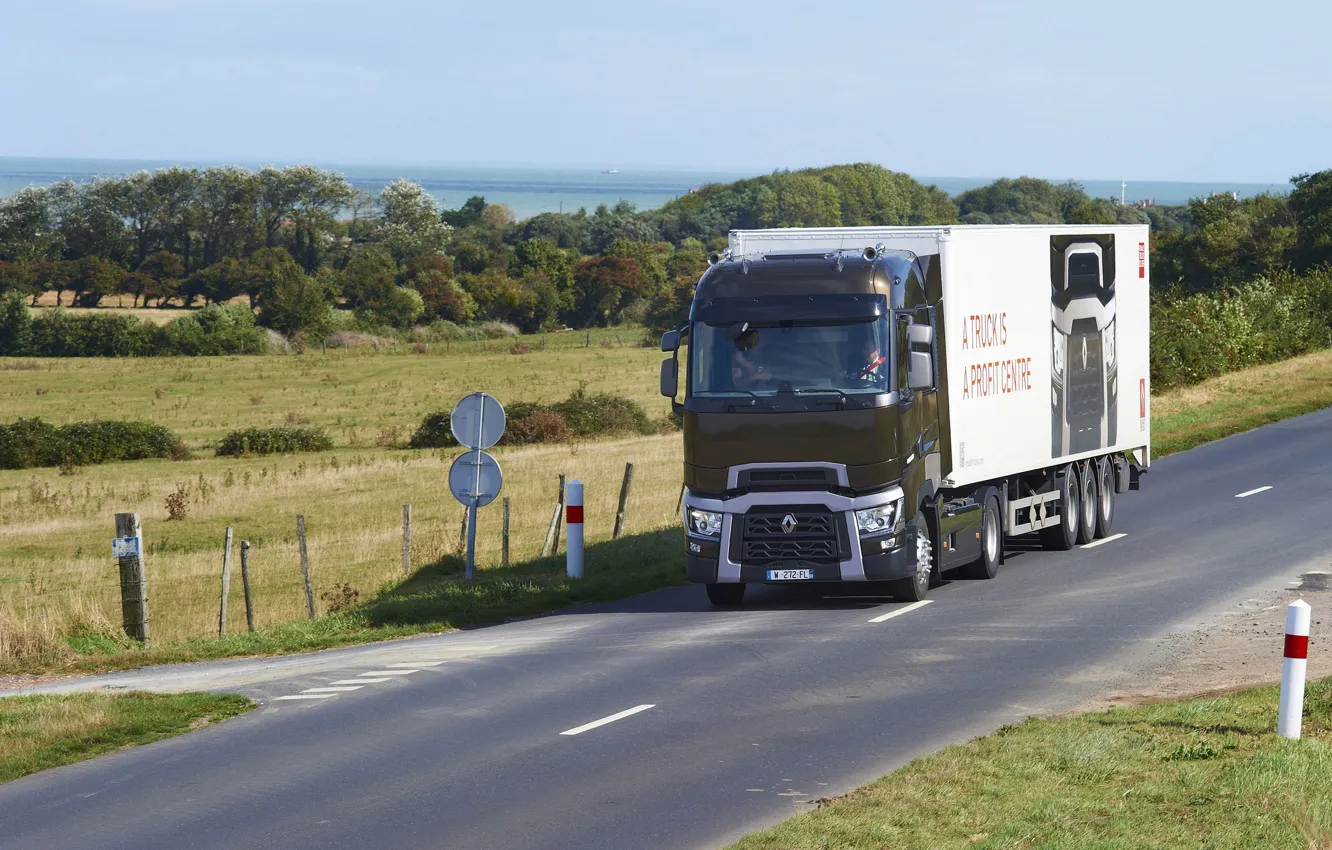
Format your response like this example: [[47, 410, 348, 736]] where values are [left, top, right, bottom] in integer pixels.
[[340, 245, 399, 309], [403, 256, 475, 324], [0, 292, 32, 356], [514, 210, 590, 250], [375, 179, 451, 262], [441, 196, 487, 228], [257, 165, 354, 269], [195, 166, 260, 267], [181, 258, 247, 306], [257, 262, 333, 338], [139, 251, 185, 307], [242, 247, 300, 309], [567, 256, 647, 327], [0, 261, 37, 301], [1289, 170, 1332, 271], [0, 187, 63, 262], [69, 256, 123, 307]]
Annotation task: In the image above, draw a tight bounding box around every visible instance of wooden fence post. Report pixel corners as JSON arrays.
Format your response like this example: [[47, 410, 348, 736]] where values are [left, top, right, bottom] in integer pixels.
[[613, 462, 635, 539], [541, 502, 560, 558], [240, 540, 255, 632], [402, 504, 412, 575], [219, 527, 233, 637], [114, 513, 150, 644], [502, 497, 511, 567], [676, 482, 686, 515], [297, 516, 314, 619], [552, 474, 566, 553]]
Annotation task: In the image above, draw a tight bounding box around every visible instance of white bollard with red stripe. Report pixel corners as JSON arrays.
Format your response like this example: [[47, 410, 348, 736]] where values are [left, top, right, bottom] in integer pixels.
[[1278, 599, 1312, 740], [566, 480, 584, 579]]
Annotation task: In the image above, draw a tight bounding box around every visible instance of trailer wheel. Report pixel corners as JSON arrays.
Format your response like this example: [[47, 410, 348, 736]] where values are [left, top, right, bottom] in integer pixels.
[[1077, 462, 1097, 545], [888, 518, 932, 602], [1039, 465, 1078, 551], [705, 583, 745, 606], [961, 495, 1001, 580], [1094, 457, 1116, 538]]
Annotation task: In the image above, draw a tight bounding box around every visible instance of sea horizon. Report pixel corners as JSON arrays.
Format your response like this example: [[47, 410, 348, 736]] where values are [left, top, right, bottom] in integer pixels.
[[0, 155, 1293, 220]]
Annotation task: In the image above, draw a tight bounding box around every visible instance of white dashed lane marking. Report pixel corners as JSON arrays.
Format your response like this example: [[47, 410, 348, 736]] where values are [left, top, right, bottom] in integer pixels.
[[1235, 486, 1273, 498], [1081, 533, 1127, 549], [560, 704, 656, 736], [330, 678, 393, 685], [360, 670, 418, 676], [274, 694, 338, 701], [389, 661, 446, 668], [303, 686, 363, 693], [867, 599, 933, 624]]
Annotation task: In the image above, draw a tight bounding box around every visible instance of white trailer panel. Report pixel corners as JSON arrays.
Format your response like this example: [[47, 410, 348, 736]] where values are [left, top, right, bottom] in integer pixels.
[[728, 224, 1152, 489]]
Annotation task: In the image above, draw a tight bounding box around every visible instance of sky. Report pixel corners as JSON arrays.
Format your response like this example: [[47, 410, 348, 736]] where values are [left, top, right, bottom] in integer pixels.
[[1, 0, 1328, 182]]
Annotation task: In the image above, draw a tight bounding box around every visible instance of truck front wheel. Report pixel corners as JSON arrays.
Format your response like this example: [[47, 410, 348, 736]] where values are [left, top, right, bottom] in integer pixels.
[[706, 583, 745, 606], [1039, 466, 1079, 551], [888, 520, 932, 602]]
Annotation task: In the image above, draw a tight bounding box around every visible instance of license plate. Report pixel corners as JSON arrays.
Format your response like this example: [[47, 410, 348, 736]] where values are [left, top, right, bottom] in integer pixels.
[[766, 569, 814, 581]]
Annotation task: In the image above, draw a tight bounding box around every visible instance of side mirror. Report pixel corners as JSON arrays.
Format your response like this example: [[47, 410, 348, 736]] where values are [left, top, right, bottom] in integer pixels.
[[660, 358, 678, 398], [660, 329, 680, 353], [908, 351, 934, 390], [907, 324, 934, 347]]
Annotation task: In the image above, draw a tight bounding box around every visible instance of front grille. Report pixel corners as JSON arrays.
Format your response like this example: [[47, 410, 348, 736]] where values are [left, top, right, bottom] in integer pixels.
[[741, 508, 840, 565], [1067, 329, 1105, 418], [737, 468, 837, 491]]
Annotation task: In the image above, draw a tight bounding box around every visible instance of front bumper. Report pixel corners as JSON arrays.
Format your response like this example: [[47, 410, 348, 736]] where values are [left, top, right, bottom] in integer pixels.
[[682, 487, 916, 584]]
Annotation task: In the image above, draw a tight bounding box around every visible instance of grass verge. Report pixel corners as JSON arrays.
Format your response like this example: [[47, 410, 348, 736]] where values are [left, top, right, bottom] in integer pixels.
[[1151, 348, 1332, 457], [0, 691, 254, 783], [0, 529, 685, 677], [729, 677, 1332, 850]]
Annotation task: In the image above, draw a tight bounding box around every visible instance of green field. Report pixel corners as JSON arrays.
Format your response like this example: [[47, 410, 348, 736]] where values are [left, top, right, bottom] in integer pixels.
[[1, 336, 1331, 674], [728, 678, 1332, 850]]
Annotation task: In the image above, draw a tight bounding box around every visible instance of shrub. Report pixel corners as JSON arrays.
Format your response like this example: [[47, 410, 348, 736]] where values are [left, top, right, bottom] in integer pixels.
[[0, 418, 185, 470], [216, 427, 334, 456], [504, 403, 573, 444], [552, 390, 655, 438], [408, 412, 457, 448]]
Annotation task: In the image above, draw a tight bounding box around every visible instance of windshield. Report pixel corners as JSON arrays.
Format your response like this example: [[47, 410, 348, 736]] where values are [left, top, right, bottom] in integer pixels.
[[690, 317, 893, 398]]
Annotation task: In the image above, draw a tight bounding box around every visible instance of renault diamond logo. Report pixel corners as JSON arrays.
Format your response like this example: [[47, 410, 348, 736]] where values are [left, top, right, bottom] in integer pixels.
[[1081, 336, 1088, 370], [781, 514, 798, 534]]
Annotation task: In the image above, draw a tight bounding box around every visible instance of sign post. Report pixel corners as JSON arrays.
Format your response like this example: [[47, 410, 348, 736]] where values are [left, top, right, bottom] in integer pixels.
[[448, 392, 506, 579]]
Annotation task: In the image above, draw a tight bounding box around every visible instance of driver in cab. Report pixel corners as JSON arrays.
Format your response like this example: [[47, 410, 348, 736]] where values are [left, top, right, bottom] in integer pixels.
[[729, 325, 771, 389]]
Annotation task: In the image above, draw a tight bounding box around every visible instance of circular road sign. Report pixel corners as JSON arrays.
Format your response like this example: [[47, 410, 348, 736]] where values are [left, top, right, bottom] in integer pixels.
[[448, 450, 503, 508], [451, 392, 506, 450]]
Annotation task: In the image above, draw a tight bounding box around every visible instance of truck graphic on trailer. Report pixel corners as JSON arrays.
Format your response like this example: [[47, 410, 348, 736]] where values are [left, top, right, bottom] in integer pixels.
[[1051, 235, 1117, 457]]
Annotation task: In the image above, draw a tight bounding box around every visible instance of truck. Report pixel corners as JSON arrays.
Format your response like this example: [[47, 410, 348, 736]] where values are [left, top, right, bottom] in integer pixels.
[[659, 224, 1150, 605]]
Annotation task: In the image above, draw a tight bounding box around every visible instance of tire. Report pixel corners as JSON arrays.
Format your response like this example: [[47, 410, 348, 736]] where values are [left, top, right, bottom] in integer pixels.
[[1039, 465, 1079, 551], [888, 517, 932, 602], [961, 496, 1001, 579], [1076, 462, 1097, 545], [1094, 457, 1116, 538], [705, 583, 745, 606]]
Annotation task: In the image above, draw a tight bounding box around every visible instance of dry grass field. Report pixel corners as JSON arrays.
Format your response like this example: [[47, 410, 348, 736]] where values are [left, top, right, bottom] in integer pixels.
[[1, 335, 1330, 671]]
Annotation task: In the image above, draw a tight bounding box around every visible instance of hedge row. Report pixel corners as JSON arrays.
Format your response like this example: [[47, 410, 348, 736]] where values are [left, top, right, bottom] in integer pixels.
[[0, 297, 266, 357], [216, 427, 335, 457], [409, 391, 659, 449], [1152, 267, 1332, 389], [0, 418, 186, 469]]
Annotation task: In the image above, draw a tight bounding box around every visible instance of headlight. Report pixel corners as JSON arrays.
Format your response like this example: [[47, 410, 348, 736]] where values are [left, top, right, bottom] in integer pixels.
[[1103, 319, 1116, 369], [1052, 327, 1066, 379], [686, 508, 722, 537], [856, 499, 902, 535]]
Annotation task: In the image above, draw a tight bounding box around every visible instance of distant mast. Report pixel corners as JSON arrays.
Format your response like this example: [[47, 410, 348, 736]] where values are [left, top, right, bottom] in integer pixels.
[[1121, 179, 1126, 206]]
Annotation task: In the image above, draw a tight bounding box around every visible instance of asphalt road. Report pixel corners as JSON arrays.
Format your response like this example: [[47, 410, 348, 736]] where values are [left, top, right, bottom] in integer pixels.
[[3, 409, 1332, 850]]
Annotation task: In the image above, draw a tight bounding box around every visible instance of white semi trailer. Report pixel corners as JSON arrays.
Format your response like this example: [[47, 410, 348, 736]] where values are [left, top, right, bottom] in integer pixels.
[[660, 224, 1151, 605]]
